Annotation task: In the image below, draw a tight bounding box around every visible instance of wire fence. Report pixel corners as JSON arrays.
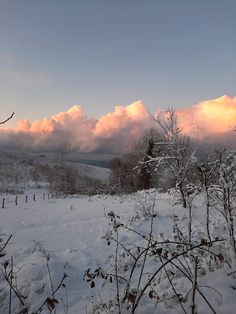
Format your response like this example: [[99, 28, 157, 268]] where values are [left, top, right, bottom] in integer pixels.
[[1, 192, 64, 209]]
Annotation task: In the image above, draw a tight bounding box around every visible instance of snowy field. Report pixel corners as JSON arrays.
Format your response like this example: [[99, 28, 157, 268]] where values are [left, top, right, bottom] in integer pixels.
[[0, 189, 236, 313]]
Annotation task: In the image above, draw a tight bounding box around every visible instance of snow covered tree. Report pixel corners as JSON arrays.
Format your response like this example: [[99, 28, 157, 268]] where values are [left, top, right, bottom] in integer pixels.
[[215, 150, 236, 267], [50, 141, 78, 195], [147, 108, 195, 207], [137, 137, 155, 190]]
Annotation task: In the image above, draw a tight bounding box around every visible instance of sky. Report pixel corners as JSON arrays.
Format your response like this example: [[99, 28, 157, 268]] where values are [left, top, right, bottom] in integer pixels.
[[0, 0, 235, 126], [0, 1, 235, 155]]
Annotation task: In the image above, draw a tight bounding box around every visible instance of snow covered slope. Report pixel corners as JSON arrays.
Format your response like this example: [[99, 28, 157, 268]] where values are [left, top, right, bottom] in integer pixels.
[[0, 190, 236, 313], [0, 150, 111, 185]]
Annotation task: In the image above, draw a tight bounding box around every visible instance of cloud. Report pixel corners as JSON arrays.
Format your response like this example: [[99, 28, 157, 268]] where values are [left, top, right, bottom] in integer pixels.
[[176, 95, 236, 140], [0, 101, 154, 153], [14, 105, 97, 152], [0, 95, 235, 154], [93, 101, 154, 153]]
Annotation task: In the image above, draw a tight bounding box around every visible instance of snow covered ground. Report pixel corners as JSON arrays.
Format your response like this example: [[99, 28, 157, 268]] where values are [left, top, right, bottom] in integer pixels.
[[0, 189, 236, 313]]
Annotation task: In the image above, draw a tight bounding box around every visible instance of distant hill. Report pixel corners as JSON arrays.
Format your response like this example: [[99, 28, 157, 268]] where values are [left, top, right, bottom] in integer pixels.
[[0, 149, 111, 184]]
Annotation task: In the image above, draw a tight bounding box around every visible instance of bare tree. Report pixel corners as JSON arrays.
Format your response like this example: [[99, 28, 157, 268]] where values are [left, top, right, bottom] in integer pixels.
[[146, 108, 195, 207], [197, 161, 217, 242], [215, 150, 236, 267], [50, 141, 78, 195], [110, 153, 140, 193]]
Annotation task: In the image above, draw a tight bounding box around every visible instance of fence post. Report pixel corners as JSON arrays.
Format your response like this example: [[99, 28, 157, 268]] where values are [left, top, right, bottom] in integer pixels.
[[25, 195, 28, 203], [15, 196, 18, 206], [43, 193, 45, 200], [2, 198, 5, 209], [33, 194, 36, 202]]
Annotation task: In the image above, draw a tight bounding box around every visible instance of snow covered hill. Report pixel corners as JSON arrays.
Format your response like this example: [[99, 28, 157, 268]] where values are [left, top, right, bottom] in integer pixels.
[[0, 189, 236, 313], [0, 150, 111, 193]]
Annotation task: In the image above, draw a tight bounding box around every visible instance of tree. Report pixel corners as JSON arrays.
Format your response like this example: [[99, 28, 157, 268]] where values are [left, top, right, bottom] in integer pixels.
[[110, 153, 140, 193], [147, 108, 195, 207], [50, 141, 78, 195], [215, 150, 236, 267], [110, 109, 195, 199], [137, 138, 155, 190]]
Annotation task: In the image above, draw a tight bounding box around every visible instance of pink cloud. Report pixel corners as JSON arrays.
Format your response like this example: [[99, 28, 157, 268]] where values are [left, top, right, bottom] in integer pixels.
[[0, 96, 235, 153], [177, 95, 236, 139]]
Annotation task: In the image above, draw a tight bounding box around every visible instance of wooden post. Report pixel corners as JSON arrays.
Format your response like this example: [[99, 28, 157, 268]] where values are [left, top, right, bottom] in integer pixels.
[[48, 193, 50, 200], [2, 198, 5, 209], [33, 194, 36, 202], [15, 196, 18, 206], [25, 195, 28, 203], [43, 193, 45, 200]]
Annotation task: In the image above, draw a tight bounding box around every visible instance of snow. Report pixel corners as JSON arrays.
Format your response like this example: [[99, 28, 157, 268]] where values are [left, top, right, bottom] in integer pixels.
[[70, 162, 110, 181], [0, 189, 236, 313]]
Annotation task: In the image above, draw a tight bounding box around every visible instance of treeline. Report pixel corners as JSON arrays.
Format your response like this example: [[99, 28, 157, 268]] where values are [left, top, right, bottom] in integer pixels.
[[0, 142, 109, 196]]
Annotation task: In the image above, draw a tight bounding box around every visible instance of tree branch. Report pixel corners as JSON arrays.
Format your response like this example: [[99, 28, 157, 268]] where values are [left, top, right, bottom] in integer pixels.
[[0, 112, 14, 125]]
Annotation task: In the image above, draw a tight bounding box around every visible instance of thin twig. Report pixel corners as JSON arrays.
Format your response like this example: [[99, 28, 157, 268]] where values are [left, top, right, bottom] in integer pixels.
[[46, 255, 54, 297], [137, 213, 154, 292], [9, 256, 13, 314], [160, 256, 187, 314], [0, 234, 13, 253], [1, 269, 25, 306], [115, 225, 121, 314], [190, 256, 198, 314], [0, 112, 14, 125], [106, 272, 127, 282], [160, 254, 217, 314], [111, 237, 137, 261], [132, 239, 224, 312], [35, 273, 68, 313]]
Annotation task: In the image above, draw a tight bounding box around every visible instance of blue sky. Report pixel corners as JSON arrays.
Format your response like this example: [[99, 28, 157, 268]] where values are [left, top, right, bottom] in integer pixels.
[[0, 0, 235, 127]]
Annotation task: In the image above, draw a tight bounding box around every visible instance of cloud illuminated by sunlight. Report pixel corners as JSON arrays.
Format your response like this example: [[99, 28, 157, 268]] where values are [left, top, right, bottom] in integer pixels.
[[177, 95, 236, 139], [0, 95, 235, 153]]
